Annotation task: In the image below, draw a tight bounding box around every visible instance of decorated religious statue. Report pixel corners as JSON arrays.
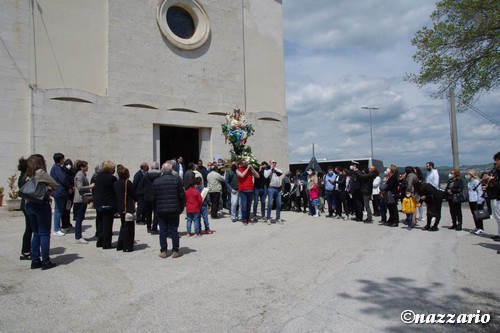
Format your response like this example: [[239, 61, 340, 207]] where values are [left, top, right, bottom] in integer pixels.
[[221, 107, 258, 167], [227, 107, 247, 145]]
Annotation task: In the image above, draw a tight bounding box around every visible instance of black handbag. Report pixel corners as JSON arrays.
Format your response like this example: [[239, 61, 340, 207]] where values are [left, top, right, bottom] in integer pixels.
[[473, 207, 489, 220], [451, 192, 466, 203], [18, 178, 48, 203]]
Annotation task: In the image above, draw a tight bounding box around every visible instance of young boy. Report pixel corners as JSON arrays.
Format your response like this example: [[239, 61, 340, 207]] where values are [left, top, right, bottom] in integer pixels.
[[185, 179, 202, 237], [195, 177, 214, 234], [402, 189, 417, 229]]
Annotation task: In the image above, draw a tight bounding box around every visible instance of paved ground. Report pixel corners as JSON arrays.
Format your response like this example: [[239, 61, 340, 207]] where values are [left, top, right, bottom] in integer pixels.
[[0, 203, 499, 333]]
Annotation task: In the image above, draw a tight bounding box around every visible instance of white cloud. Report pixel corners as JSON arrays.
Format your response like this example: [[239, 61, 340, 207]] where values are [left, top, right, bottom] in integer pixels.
[[284, 0, 500, 167]]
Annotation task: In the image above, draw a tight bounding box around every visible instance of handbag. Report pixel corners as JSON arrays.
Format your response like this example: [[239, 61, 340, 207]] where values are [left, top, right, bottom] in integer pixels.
[[123, 180, 136, 222], [18, 178, 48, 203], [82, 193, 93, 204], [473, 207, 489, 220], [385, 190, 395, 205], [451, 192, 466, 203]]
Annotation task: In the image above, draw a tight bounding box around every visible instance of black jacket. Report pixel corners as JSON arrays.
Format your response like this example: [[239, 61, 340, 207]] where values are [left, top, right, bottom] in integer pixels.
[[153, 173, 185, 215], [93, 172, 117, 208], [114, 179, 137, 214], [359, 172, 377, 195], [133, 170, 145, 196], [142, 170, 162, 202]]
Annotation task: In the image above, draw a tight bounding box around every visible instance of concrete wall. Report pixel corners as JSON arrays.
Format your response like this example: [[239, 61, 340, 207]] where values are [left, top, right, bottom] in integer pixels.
[[31, 0, 108, 95], [0, 0, 288, 197], [0, 0, 32, 191]]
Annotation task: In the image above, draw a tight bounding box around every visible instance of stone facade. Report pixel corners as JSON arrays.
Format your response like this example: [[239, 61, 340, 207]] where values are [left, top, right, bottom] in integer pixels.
[[0, 0, 287, 189]]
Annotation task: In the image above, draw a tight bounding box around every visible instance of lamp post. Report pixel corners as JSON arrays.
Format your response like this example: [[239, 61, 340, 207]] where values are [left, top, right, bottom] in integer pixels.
[[361, 106, 379, 160]]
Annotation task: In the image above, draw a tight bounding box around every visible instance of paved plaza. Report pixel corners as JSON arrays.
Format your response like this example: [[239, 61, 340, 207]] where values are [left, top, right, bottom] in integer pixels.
[[0, 204, 499, 332]]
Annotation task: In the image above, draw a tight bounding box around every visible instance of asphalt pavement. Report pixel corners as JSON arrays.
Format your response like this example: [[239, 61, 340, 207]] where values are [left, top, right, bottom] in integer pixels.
[[0, 203, 499, 333]]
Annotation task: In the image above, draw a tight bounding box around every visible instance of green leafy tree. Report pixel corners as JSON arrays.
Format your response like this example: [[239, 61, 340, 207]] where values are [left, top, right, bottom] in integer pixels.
[[406, 0, 499, 111]]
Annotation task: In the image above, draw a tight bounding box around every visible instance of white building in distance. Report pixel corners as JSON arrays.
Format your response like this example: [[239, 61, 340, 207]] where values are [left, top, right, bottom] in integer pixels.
[[0, 0, 287, 188]]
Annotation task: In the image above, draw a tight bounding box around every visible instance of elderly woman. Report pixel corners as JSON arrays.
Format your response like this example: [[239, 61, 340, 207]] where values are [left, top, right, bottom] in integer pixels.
[[93, 161, 117, 249], [466, 169, 485, 234], [445, 168, 464, 231], [24, 154, 59, 270]]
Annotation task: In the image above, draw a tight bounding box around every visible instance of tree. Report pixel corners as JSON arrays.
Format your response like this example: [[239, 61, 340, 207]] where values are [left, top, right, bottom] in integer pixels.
[[406, 0, 499, 111]]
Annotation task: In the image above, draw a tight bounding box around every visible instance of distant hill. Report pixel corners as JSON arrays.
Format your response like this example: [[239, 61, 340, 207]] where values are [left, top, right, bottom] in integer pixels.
[[435, 163, 493, 184]]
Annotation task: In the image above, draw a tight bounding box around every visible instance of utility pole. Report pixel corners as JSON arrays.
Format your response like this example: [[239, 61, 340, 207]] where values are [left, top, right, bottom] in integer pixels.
[[449, 88, 459, 169]]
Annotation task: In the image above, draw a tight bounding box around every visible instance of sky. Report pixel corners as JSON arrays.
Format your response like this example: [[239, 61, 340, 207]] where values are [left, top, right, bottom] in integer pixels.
[[283, 0, 500, 168]]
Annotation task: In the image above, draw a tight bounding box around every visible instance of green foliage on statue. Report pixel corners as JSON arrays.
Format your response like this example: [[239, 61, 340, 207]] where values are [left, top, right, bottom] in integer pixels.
[[222, 108, 259, 168], [405, 0, 499, 111]]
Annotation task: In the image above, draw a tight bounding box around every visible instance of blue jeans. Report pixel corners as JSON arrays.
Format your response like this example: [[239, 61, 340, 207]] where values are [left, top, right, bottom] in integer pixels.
[[239, 191, 253, 222], [253, 188, 266, 217], [53, 195, 67, 232], [74, 202, 87, 239], [200, 205, 210, 230], [405, 213, 413, 225], [25, 201, 52, 264], [186, 212, 201, 234], [267, 187, 282, 220], [158, 213, 180, 252], [229, 191, 242, 221]]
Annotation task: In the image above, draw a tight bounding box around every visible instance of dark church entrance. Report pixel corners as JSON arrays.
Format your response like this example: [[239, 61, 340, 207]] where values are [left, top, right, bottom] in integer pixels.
[[159, 126, 199, 165]]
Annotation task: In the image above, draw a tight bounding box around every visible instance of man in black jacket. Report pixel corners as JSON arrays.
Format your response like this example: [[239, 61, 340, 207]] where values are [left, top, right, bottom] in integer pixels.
[[153, 161, 186, 259], [142, 162, 161, 234], [357, 166, 378, 223], [133, 162, 149, 225]]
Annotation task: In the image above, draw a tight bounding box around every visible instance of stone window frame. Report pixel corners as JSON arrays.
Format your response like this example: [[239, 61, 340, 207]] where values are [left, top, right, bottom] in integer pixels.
[[156, 0, 210, 50]]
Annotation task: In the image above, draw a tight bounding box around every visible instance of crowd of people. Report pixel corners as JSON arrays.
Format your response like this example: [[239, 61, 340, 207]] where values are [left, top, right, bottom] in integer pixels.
[[15, 151, 500, 270]]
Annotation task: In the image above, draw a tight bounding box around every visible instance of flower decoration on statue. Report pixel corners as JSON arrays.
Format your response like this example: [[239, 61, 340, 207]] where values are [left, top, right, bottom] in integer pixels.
[[221, 107, 258, 168]]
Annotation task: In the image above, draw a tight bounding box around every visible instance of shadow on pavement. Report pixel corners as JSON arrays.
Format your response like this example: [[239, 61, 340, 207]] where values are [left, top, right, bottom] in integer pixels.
[[338, 277, 499, 332]]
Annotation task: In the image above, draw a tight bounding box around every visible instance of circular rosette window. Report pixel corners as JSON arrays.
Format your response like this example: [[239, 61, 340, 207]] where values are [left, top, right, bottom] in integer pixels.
[[157, 0, 210, 50]]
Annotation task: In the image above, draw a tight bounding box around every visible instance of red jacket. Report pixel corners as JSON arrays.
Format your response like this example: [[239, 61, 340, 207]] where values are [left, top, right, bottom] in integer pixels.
[[185, 187, 202, 213]]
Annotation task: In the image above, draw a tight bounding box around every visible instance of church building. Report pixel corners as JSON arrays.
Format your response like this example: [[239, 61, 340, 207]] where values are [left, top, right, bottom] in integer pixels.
[[0, 0, 287, 185]]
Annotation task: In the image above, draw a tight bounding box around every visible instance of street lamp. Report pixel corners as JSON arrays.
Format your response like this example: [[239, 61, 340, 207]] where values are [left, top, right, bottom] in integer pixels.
[[361, 106, 379, 160]]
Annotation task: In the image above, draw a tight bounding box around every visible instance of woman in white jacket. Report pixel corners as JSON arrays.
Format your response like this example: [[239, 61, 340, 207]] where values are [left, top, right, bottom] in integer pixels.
[[466, 169, 485, 234]]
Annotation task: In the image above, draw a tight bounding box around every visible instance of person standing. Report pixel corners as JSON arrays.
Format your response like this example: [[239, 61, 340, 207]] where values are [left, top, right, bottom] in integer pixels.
[[465, 169, 485, 235], [385, 165, 400, 227], [142, 162, 162, 234], [372, 171, 381, 218], [225, 161, 242, 222], [207, 164, 225, 218], [195, 177, 213, 234], [73, 160, 94, 244], [358, 166, 378, 223], [252, 161, 268, 222], [185, 179, 202, 237], [18, 157, 32, 260], [50, 153, 73, 236], [323, 166, 337, 218], [485, 152, 500, 242], [153, 161, 185, 259], [425, 162, 440, 189], [349, 161, 364, 222], [264, 160, 283, 224], [93, 161, 117, 249], [445, 168, 464, 231], [236, 159, 260, 225], [24, 154, 59, 270], [133, 162, 149, 226], [333, 167, 349, 220], [61, 158, 76, 232], [114, 167, 137, 252]]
